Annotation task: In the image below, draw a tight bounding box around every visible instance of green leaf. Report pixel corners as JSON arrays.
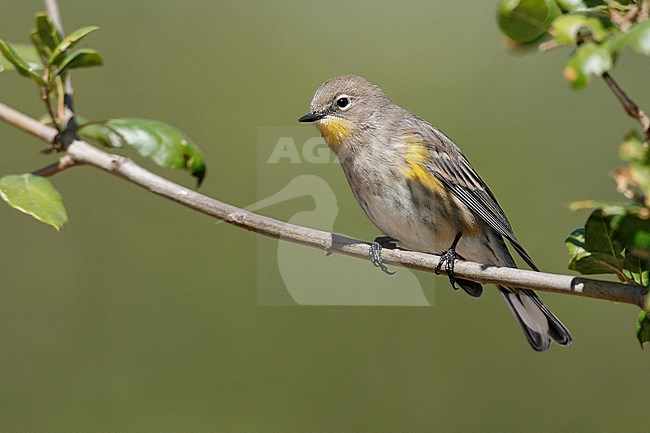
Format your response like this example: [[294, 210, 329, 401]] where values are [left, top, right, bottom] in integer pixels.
[[0, 174, 68, 230], [551, 14, 608, 45], [79, 118, 206, 185], [48, 25, 99, 66], [30, 29, 50, 63], [563, 41, 613, 89], [56, 48, 103, 75], [565, 207, 640, 276], [566, 228, 626, 274], [623, 21, 650, 56], [566, 227, 588, 256], [606, 20, 650, 56], [0, 40, 45, 84], [569, 250, 627, 274], [35, 12, 62, 51], [636, 311, 650, 347], [497, 0, 561, 43], [584, 208, 625, 255], [616, 213, 650, 252], [568, 207, 650, 277]]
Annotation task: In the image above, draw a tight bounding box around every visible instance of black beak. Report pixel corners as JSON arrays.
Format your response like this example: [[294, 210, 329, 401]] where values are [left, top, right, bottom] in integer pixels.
[[298, 111, 323, 123]]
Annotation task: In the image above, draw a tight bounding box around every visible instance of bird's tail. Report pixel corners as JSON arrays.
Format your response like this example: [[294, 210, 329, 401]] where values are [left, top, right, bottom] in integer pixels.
[[499, 287, 572, 352]]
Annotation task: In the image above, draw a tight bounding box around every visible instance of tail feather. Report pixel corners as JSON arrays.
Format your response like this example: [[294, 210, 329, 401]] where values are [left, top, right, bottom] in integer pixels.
[[523, 289, 573, 346], [478, 231, 572, 351], [500, 287, 572, 352]]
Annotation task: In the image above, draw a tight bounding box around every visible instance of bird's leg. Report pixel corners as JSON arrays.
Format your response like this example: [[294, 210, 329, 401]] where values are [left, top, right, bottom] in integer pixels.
[[369, 236, 397, 275], [435, 232, 463, 290]]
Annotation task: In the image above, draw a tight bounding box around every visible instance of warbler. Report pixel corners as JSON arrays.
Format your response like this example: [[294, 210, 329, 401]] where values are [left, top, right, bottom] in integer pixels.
[[298, 74, 572, 351]]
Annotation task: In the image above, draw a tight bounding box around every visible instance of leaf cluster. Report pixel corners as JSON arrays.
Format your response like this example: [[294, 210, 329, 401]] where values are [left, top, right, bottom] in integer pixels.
[[566, 206, 649, 283], [498, 0, 650, 89], [0, 12, 207, 232], [0, 13, 101, 85]]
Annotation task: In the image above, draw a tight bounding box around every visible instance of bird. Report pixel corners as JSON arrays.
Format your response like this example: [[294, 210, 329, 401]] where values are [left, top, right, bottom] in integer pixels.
[[298, 74, 572, 351]]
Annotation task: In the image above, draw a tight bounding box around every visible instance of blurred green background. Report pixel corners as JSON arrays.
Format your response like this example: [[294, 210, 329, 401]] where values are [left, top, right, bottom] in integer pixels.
[[1, 1, 649, 431]]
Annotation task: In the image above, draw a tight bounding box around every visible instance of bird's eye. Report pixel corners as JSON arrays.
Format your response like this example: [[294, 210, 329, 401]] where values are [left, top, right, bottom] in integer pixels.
[[336, 95, 351, 110]]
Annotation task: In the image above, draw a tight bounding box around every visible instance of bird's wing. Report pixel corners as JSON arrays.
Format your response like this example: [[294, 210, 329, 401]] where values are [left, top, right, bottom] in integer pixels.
[[405, 117, 538, 271]]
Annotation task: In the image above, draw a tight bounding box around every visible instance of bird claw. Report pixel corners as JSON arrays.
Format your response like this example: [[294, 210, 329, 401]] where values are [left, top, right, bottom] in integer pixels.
[[435, 232, 463, 291], [435, 248, 459, 290], [369, 236, 397, 275]]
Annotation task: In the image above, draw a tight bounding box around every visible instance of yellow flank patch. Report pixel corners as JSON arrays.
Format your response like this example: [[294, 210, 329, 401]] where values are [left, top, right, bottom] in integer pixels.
[[402, 134, 444, 193], [402, 133, 483, 236], [316, 117, 352, 151]]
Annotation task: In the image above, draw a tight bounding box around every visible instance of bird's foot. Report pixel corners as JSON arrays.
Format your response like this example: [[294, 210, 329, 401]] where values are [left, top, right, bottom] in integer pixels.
[[435, 232, 463, 291], [369, 236, 397, 275]]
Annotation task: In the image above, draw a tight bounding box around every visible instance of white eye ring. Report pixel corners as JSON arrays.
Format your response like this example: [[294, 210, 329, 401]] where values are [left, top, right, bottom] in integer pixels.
[[335, 94, 352, 111]]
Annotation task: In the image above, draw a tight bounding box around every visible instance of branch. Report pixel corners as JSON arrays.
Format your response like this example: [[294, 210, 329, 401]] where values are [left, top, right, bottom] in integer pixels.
[[0, 103, 56, 143], [0, 101, 647, 309], [602, 72, 650, 139]]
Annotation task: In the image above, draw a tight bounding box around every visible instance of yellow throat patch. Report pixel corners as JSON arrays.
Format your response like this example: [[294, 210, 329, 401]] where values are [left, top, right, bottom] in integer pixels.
[[316, 117, 352, 151]]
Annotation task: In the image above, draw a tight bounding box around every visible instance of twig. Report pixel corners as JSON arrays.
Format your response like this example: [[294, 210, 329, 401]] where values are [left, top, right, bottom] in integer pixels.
[[40, 83, 61, 134], [602, 72, 650, 139], [44, 0, 77, 147], [31, 154, 77, 177], [0, 100, 646, 309]]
